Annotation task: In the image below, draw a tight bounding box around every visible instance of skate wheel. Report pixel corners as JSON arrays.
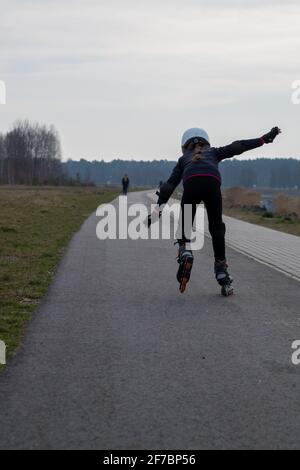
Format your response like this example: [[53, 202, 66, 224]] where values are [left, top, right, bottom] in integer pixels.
[[179, 278, 188, 293], [179, 257, 193, 294]]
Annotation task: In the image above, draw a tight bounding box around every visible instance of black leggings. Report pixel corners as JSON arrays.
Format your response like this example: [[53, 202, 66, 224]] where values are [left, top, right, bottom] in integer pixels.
[[180, 177, 226, 261]]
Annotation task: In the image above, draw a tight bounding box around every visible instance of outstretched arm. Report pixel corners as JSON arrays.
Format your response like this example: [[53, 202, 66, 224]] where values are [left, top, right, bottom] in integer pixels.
[[216, 127, 281, 161], [147, 161, 184, 227]]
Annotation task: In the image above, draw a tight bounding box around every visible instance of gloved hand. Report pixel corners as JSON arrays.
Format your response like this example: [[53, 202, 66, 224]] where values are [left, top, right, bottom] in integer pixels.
[[147, 182, 174, 227], [147, 206, 162, 227], [262, 127, 281, 144]]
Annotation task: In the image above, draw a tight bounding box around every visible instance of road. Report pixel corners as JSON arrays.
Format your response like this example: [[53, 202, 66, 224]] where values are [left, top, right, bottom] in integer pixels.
[[0, 191, 300, 449]]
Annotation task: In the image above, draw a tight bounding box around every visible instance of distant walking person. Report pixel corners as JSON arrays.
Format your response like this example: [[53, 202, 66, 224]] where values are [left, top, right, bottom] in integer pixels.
[[153, 126, 282, 295], [122, 174, 130, 195]]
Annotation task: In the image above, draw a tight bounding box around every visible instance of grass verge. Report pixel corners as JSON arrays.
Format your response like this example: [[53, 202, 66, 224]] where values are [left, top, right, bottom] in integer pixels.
[[224, 207, 300, 237], [173, 187, 300, 237], [0, 186, 119, 371]]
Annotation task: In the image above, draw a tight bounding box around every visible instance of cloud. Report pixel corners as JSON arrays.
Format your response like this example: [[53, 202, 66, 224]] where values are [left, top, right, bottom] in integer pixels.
[[0, 0, 299, 160]]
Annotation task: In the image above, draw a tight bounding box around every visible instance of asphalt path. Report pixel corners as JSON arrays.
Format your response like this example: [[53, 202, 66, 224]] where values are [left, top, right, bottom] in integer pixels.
[[0, 191, 300, 449]]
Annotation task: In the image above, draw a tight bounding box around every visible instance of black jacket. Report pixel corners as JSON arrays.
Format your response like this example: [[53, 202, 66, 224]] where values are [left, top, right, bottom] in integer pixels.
[[158, 138, 264, 205], [122, 177, 129, 187]]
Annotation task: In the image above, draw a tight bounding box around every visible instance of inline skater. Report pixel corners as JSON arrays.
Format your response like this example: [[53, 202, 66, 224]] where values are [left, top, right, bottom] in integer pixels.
[[154, 126, 282, 295]]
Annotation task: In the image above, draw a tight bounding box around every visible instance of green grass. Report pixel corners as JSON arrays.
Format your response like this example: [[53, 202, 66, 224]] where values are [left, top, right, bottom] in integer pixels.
[[0, 186, 119, 370], [224, 207, 300, 237]]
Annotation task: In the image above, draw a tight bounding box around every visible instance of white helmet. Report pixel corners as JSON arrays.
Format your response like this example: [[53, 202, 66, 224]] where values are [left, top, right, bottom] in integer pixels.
[[181, 128, 210, 149]]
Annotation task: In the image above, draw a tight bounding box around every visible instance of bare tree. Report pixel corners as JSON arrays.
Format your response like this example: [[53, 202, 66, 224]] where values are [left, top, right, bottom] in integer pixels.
[[1, 120, 62, 185]]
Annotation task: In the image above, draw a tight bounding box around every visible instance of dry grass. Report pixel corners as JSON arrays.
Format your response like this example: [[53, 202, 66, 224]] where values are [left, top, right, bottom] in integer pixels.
[[274, 194, 300, 217], [221, 187, 300, 237], [224, 206, 300, 237], [223, 187, 261, 208]]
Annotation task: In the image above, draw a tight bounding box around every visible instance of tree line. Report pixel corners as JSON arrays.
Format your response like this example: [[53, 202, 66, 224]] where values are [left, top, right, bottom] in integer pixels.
[[0, 120, 62, 185], [1, 119, 299, 189], [64, 157, 300, 189]]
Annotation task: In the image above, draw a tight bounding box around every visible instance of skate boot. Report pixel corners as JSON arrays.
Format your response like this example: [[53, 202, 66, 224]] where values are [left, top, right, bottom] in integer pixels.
[[176, 241, 194, 294], [214, 260, 234, 297]]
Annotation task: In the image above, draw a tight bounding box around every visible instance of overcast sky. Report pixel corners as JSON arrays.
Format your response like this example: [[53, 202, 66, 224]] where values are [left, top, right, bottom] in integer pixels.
[[1, 0, 300, 161]]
